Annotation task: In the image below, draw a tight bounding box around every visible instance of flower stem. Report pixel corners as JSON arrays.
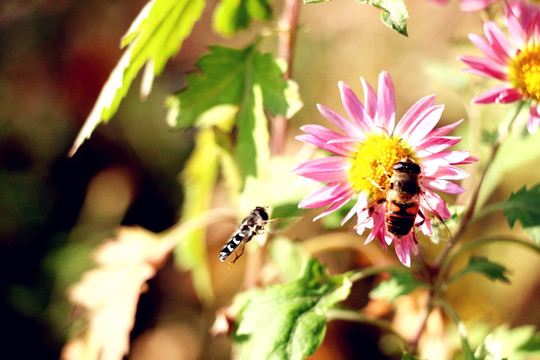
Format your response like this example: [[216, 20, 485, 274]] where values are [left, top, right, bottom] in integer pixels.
[[270, 0, 300, 155], [441, 235, 540, 274], [436, 298, 476, 360], [434, 101, 525, 269]]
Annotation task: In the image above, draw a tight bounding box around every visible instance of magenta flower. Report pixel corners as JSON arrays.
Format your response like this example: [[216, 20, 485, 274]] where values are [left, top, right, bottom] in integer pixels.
[[291, 72, 477, 267], [458, 0, 540, 133]]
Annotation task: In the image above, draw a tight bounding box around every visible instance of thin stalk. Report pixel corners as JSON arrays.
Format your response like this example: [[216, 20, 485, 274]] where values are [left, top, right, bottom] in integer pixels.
[[441, 235, 540, 274], [437, 298, 476, 360], [434, 101, 525, 269], [270, 0, 300, 155]]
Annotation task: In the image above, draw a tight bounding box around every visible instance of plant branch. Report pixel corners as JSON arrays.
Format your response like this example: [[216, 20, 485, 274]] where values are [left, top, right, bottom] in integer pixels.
[[441, 235, 540, 274], [434, 101, 525, 269], [436, 298, 476, 360], [270, 0, 300, 155]]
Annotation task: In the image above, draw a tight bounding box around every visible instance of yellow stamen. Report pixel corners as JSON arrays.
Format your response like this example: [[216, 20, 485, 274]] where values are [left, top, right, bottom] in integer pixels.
[[349, 135, 412, 197], [508, 44, 540, 101]]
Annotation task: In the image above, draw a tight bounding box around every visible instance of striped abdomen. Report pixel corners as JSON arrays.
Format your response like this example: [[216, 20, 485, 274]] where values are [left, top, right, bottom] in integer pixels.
[[385, 199, 420, 237]]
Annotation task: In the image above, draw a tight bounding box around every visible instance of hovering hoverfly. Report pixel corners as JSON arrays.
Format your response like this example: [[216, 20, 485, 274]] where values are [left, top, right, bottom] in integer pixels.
[[362, 158, 452, 245], [219, 206, 269, 264]]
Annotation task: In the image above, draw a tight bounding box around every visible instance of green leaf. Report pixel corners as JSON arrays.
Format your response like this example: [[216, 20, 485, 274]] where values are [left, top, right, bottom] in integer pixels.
[[502, 184, 540, 243], [357, 0, 408, 36], [401, 352, 422, 360], [69, 0, 205, 156], [168, 45, 302, 130], [167, 45, 302, 183], [303, 0, 408, 35], [477, 128, 540, 211], [213, 0, 272, 37], [236, 84, 270, 180], [268, 237, 309, 281], [234, 258, 352, 360], [173, 129, 220, 304], [369, 271, 426, 302], [476, 325, 540, 360], [447, 256, 510, 285]]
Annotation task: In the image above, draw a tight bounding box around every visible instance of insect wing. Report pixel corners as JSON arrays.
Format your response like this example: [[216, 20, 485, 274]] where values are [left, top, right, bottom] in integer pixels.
[[419, 192, 452, 246], [264, 216, 301, 234]]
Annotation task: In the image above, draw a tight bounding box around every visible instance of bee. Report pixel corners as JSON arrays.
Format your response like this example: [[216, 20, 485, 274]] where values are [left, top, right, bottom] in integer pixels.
[[219, 206, 269, 264], [364, 158, 451, 245]]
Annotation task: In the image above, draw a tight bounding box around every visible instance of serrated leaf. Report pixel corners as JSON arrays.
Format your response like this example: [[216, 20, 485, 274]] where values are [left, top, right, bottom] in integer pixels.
[[356, 0, 408, 36], [234, 258, 352, 360], [213, 0, 272, 37], [448, 256, 510, 285], [502, 184, 540, 243], [69, 0, 205, 156], [167, 45, 302, 183], [168, 45, 302, 129], [476, 325, 540, 360], [369, 271, 426, 302]]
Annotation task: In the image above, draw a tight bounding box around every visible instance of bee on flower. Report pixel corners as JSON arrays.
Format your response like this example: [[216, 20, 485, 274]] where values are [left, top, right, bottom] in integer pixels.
[[291, 71, 478, 267], [458, 0, 540, 133]]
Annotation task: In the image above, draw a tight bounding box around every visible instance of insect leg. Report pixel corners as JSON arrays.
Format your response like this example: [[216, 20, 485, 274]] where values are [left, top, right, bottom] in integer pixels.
[[229, 241, 247, 266]]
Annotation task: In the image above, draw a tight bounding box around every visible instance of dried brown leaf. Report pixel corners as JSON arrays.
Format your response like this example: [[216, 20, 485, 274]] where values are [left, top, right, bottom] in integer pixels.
[[64, 227, 176, 360]]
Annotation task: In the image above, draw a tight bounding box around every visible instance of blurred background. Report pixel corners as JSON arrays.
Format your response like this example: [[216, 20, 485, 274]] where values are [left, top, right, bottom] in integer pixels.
[[0, 0, 538, 359]]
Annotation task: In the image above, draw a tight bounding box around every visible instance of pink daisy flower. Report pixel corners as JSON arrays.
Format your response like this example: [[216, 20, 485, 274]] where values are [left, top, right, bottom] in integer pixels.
[[458, 0, 540, 133], [291, 72, 477, 267]]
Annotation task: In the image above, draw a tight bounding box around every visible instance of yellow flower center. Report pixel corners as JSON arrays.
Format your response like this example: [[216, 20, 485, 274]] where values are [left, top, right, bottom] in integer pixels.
[[349, 135, 412, 197], [508, 44, 540, 101]]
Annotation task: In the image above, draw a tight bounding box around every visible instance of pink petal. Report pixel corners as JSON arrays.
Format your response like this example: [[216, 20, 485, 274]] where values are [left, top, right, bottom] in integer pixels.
[[421, 189, 451, 219], [460, 0, 498, 12], [341, 194, 368, 225], [291, 157, 350, 183], [394, 95, 436, 137], [414, 136, 461, 157], [468, 33, 505, 64], [297, 125, 357, 156], [403, 105, 445, 146], [423, 178, 465, 194], [338, 81, 376, 133], [361, 77, 377, 120], [313, 195, 353, 221], [377, 71, 396, 131], [505, 6, 527, 47], [472, 85, 523, 104], [417, 209, 433, 236], [458, 56, 508, 81], [426, 119, 463, 137], [483, 21, 514, 63], [454, 155, 480, 165], [317, 104, 363, 138], [393, 237, 413, 267], [427, 165, 469, 180], [299, 182, 353, 209], [422, 150, 474, 165], [528, 103, 540, 134]]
